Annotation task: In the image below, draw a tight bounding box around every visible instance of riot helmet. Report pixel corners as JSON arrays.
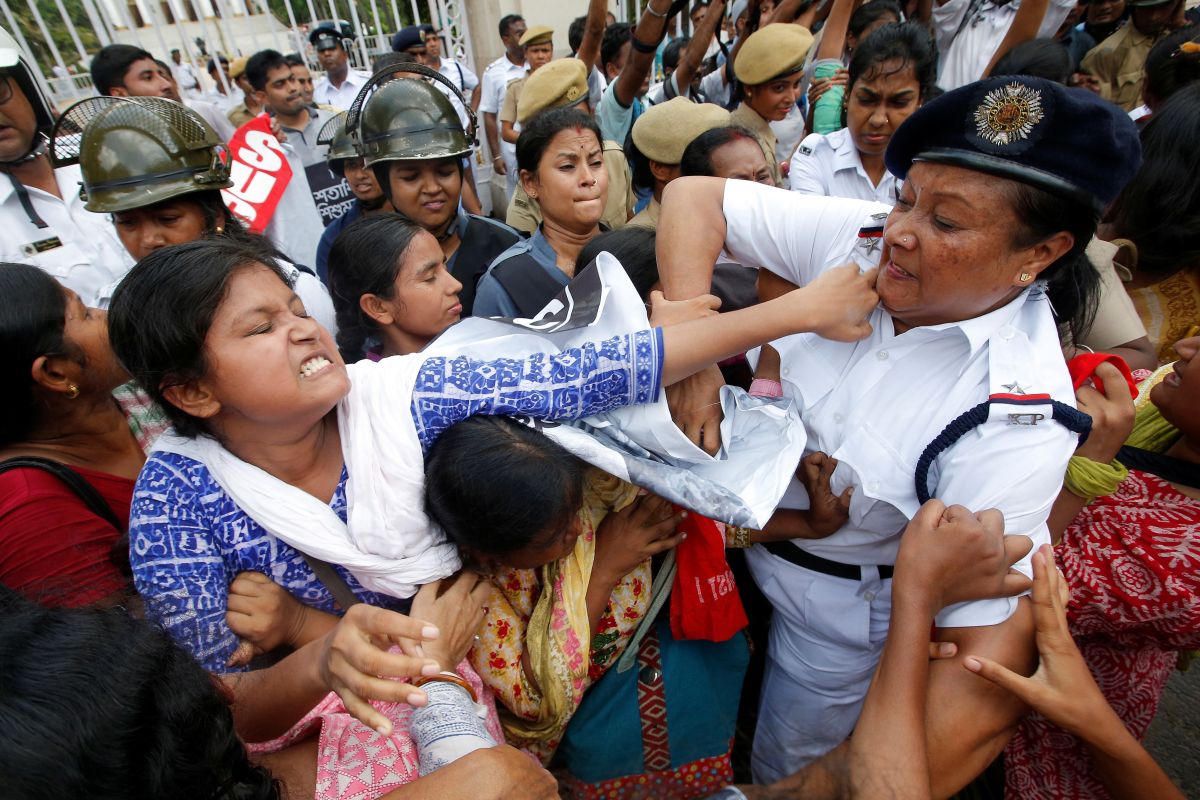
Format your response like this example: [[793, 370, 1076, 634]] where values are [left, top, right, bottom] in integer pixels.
[[50, 96, 231, 214], [347, 62, 475, 167]]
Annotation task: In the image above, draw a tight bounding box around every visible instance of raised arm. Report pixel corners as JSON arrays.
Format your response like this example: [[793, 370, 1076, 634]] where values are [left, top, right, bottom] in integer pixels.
[[816, 0, 861, 60], [674, 0, 728, 96], [658, 177, 731, 299], [576, 0, 609, 72], [616, 0, 676, 106]]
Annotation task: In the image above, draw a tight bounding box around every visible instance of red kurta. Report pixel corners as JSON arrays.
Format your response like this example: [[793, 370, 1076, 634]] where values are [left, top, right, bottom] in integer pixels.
[[0, 464, 133, 607], [1005, 470, 1200, 799]]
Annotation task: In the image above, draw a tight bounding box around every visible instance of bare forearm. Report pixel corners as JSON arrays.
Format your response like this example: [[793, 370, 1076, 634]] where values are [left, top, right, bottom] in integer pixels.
[[848, 594, 935, 800], [660, 291, 813, 384], [292, 605, 339, 649], [658, 177, 729, 300], [816, 0, 858, 60], [619, 0, 672, 104], [754, 509, 833, 542], [586, 569, 620, 635], [925, 607, 1036, 798], [678, 0, 725, 90], [222, 645, 327, 742], [576, 0, 608, 70], [501, 121, 519, 144], [1088, 722, 1187, 800]]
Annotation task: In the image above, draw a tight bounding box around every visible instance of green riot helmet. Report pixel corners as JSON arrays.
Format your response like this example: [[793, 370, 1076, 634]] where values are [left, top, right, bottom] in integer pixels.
[[346, 62, 476, 167], [317, 110, 359, 178], [49, 96, 231, 214], [0, 27, 56, 162]]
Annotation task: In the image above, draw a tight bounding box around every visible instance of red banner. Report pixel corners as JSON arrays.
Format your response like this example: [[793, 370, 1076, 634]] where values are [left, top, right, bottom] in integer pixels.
[[221, 114, 292, 233]]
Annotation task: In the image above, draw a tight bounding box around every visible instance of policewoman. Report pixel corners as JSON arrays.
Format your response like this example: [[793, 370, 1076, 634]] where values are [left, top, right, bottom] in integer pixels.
[[352, 66, 520, 317], [53, 96, 336, 332], [505, 57, 635, 235], [730, 23, 815, 189], [626, 96, 730, 230], [314, 110, 391, 283], [656, 76, 1141, 793]]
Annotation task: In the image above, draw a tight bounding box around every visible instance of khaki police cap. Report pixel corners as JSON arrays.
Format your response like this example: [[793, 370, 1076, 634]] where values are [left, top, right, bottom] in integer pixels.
[[519, 25, 554, 47], [734, 23, 814, 86], [632, 97, 731, 164], [517, 57, 588, 123], [229, 55, 249, 80]]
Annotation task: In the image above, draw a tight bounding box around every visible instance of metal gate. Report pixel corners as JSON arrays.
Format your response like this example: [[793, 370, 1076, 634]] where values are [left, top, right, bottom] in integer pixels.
[[3, 0, 476, 105]]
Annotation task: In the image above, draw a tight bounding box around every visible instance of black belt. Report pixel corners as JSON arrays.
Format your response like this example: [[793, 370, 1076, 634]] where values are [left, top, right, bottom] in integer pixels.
[[763, 540, 894, 581]]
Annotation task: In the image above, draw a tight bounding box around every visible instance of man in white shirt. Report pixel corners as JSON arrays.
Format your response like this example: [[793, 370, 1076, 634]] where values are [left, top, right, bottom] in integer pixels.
[[423, 25, 481, 108], [203, 54, 243, 113], [7, 35, 132, 305], [170, 48, 202, 98], [479, 14, 529, 198], [789, 127, 900, 203], [311, 27, 369, 111], [933, 0, 1077, 90]]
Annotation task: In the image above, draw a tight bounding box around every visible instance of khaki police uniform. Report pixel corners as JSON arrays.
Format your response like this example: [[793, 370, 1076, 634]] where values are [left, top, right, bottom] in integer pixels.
[[732, 24, 816, 189], [1081, 22, 1163, 111]]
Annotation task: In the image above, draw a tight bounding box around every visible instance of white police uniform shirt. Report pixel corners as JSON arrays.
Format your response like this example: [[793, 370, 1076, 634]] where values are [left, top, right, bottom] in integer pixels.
[[0, 164, 134, 307], [933, 0, 1076, 90], [432, 58, 479, 129], [313, 69, 370, 111], [722, 179, 1075, 628], [789, 128, 900, 204], [479, 56, 528, 178]]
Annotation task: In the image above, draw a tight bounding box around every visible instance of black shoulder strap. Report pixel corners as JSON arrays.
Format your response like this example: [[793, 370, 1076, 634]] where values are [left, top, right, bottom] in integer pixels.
[[490, 252, 567, 318], [1117, 445, 1200, 490], [299, 552, 362, 611], [0, 457, 124, 532]]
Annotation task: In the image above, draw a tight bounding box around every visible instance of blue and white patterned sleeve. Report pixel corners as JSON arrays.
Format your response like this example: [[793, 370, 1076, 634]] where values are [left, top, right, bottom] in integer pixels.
[[129, 453, 238, 672], [410, 329, 664, 451]]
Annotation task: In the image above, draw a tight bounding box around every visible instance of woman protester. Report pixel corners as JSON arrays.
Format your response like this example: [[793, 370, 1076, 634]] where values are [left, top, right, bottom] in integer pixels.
[[0, 264, 164, 608], [352, 66, 520, 317], [1000, 342, 1200, 798], [326, 214, 463, 362], [1103, 83, 1200, 362], [790, 22, 937, 203], [107, 226, 877, 667], [657, 75, 1142, 793], [729, 23, 816, 188], [473, 108, 609, 318], [51, 96, 336, 333]]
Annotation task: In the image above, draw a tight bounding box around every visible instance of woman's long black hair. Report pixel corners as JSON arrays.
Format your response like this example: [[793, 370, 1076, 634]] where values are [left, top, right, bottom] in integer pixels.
[[0, 588, 280, 799]]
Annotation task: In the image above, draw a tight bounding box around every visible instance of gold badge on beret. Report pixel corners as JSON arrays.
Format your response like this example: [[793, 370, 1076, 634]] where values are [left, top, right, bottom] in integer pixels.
[[566, 85, 581, 101], [974, 82, 1044, 147]]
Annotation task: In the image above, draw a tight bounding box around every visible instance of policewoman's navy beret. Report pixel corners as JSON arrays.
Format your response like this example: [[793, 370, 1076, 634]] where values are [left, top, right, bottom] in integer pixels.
[[391, 26, 425, 53], [885, 75, 1142, 215]]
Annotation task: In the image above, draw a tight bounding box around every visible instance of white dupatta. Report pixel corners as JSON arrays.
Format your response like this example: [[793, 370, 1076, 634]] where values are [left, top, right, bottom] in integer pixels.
[[154, 352, 461, 600]]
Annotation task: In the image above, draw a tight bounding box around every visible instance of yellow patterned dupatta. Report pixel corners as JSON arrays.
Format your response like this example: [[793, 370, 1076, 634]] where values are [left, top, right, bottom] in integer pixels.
[[468, 470, 652, 763], [1127, 270, 1200, 365]]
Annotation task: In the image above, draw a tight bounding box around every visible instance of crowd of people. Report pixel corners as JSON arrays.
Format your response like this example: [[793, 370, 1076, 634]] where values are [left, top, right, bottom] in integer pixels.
[[0, 0, 1198, 796]]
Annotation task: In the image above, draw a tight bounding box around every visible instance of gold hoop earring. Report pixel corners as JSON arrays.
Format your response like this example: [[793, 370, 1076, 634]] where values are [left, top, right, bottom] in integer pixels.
[[214, 224, 225, 235], [1019, 272, 1033, 283], [66, 384, 80, 400]]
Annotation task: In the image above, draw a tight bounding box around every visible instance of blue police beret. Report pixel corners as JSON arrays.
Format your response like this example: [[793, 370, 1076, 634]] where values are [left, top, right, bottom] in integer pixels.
[[885, 76, 1142, 215], [391, 26, 426, 52]]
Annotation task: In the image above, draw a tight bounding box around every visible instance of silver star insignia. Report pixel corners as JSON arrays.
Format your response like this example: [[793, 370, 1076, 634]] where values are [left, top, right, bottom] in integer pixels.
[[1002, 381, 1027, 395]]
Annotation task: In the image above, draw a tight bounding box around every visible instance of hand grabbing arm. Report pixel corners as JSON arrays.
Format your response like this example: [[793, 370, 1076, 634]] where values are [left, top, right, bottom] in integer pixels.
[[964, 545, 1186, 800]]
